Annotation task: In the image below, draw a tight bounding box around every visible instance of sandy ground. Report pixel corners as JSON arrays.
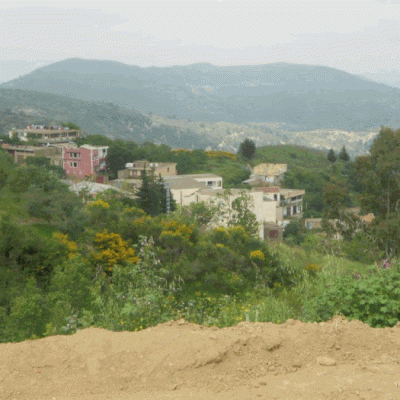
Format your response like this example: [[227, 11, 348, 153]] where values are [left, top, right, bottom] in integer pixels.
[[1, 316, 400, 400]]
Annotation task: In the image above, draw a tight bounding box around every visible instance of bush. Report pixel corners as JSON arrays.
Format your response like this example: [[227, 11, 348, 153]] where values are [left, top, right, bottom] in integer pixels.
[[303, 263, 400, 327]]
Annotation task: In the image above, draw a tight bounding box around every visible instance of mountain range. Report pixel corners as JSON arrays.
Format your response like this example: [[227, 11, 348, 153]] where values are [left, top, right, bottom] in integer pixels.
[[1, 58, 400, 156], [2, 58, 400, 132]]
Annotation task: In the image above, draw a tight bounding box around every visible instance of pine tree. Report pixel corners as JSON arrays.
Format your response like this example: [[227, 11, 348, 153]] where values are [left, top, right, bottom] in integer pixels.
[[327, 148, 336, 163], [238, 139, 256, 160], [338, 146, 350, 162], [137, 170, 159, 216]]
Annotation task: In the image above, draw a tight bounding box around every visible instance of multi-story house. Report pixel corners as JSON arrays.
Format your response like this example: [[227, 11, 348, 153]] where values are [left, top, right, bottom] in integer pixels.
[[163, 174, 223, 204], [177, 188, 282, 240], [62, 144, 108, 180], [253, 186, 305, 224], [9, 125, 81, 144], [118, 160, 177, 179]]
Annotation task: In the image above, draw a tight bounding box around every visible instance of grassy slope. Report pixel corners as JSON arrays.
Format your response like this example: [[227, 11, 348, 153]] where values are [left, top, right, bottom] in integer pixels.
[[253, 144, 331, 172]]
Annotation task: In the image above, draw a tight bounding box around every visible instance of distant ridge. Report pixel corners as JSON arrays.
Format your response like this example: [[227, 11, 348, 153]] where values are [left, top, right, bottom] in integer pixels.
[[2, 58, 400, 130]]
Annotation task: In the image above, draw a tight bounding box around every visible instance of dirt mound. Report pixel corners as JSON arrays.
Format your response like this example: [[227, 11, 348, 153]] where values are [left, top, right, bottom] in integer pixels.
[[1, 316, 400, 399]]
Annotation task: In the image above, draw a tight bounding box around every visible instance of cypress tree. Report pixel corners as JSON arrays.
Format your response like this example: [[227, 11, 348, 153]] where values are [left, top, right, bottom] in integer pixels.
[[338, 146, 350, 162], [327, 148, 337, 163]]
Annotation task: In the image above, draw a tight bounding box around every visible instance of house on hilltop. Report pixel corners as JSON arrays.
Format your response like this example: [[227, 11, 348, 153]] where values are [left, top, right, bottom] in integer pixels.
[[118, 160, 177, 180], [244, 163, 288, 186], [9, 125, 81, 144]]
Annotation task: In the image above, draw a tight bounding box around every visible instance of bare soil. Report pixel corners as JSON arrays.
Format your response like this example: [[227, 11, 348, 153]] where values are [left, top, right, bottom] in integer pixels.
[[1, 316, 400, 400]]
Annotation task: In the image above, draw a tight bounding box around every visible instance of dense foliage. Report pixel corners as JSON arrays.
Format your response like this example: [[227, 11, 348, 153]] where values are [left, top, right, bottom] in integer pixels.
[[1, 127, 400, 344]]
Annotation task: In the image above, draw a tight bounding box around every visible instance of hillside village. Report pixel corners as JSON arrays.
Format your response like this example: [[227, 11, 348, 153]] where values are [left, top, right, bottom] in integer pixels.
[[4, 125, 308, 241]]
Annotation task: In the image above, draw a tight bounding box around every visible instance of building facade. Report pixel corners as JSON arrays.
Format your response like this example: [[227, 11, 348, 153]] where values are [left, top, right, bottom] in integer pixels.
[[1, 144, 59, 164], [62, 144, 108, 179], [9, 125, 81, 144], [118, 160, 177, 180], [244, 163, 288, 186]]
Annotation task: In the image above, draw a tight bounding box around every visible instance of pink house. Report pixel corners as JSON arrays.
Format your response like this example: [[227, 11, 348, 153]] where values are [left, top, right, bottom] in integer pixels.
[[62, 145, 108, 179]]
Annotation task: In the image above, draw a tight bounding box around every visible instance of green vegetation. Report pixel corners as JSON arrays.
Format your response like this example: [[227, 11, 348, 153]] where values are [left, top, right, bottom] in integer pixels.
[[2, 127, 400, 344], [238, 138, 256, 160]]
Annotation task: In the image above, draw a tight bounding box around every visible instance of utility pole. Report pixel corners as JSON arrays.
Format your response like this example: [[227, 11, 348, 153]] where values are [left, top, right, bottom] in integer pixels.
[[165, 181, 171, 214]]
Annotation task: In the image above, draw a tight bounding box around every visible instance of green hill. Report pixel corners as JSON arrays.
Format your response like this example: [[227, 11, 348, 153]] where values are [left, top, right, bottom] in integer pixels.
[[3, 58, 400, 130]]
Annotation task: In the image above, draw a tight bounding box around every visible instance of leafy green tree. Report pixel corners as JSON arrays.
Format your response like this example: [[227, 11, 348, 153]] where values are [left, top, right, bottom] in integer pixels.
[[25, 157, 65, 178], [2, 277, 47, 342], [0, 150, 15, 188], [75, 134, 114, 147], [327, 148, 336, 163], [354, 126, 400, 256], [25, 186, 82, 225], [238, 139, 256, 160], [338, 146, 350, 162], [230, 191, 259, 236], [61, 122, 81, 130], [322, 179, 358, 240], [283, 218, 305, 245], [106, 140, 138, 178]]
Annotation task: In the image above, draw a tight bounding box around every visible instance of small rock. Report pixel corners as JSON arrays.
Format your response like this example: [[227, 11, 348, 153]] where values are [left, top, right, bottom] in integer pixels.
[[317, 356, 336, 366], [259, 380, 267, 386], [177, 319, 186, 325], [209, 334, 218, 340]]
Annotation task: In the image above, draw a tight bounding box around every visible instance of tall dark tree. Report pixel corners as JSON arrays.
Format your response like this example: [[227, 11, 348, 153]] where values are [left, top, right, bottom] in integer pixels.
[[136, 170, 159, 216], [327, 148, 336, 163], [338, 146, 350, 162], [238, 139, 256, 160]]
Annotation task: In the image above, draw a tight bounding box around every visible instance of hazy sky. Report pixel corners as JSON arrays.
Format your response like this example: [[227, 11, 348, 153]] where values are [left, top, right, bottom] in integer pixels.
[[1, 0, 399, 76]]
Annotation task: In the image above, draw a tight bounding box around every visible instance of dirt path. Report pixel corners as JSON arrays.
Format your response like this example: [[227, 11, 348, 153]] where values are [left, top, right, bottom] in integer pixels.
[[1, 316, 400, 399]]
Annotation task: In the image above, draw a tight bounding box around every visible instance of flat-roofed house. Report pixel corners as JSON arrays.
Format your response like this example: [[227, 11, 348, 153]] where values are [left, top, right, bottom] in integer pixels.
[[1, 144, 59, 164], [253, 186, 305, 225], [9, 125, 81, 144], [118, 160, 177, 180], [62, 144, 108, 180], [182, 188, 281, 240], [244, 163, 288, 186]]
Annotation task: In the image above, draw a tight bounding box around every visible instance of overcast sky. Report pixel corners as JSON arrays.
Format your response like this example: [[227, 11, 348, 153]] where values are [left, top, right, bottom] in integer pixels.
[[1, 0, 399, 78]]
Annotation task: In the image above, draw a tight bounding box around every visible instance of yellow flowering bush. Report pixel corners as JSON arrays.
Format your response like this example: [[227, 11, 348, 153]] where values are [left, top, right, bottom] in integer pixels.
[[205, 150, 237, 160], [160, 220, 194, 241], [53, 232, 78, 259], [87, 199, 110, 209], [92, 229, 139, 272], [250, 250, 265, 261]]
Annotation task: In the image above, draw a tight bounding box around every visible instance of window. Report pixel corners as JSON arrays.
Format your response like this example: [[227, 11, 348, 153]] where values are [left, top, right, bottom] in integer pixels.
[[218, 181, 222, 187], [70, 152, 80, 158], [167, 167, 170, 172], [207, 181, 213, 186], [269, 230, 278, 239], [273, 194, 278, 201], [70, 162, 78, 168]]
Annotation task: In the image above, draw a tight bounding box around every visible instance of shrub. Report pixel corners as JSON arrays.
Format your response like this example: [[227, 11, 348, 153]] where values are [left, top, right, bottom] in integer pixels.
[[303, 263, 400, 327]]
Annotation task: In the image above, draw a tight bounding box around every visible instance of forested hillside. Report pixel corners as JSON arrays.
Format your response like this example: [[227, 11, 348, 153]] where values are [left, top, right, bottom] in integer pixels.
[[3, 58, 400, 130]]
